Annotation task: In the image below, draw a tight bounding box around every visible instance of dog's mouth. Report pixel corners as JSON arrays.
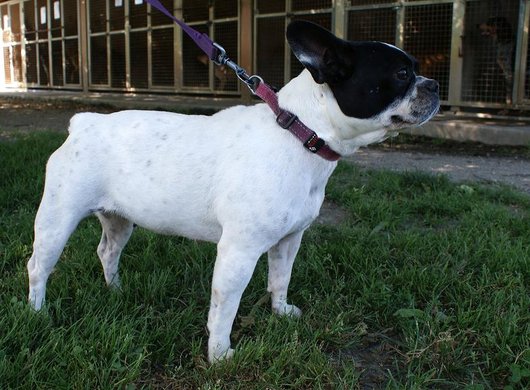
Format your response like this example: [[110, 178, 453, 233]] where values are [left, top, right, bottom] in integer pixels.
[[390, 115, 414, 126]]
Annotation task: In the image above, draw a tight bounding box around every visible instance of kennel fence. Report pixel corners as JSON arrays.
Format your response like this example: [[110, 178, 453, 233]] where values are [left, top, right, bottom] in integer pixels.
[[1, 0, 530, 111]]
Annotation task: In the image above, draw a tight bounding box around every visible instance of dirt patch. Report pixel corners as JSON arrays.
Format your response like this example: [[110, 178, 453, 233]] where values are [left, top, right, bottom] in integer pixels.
[[330, 329, 405, 389], [0, 98, 113, 137]]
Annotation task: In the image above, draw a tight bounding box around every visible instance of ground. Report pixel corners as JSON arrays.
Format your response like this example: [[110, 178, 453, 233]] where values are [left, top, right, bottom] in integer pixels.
[[2, 97, 530, 195]]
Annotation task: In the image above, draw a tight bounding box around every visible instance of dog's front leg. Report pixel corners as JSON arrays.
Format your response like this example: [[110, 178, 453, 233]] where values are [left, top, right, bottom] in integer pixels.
[[267, 230, 304, 318], [207, 237, 260, 363]]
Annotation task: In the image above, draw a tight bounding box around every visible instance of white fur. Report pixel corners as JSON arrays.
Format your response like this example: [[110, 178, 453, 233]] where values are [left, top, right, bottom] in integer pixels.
[[27, 68, 436, 363]]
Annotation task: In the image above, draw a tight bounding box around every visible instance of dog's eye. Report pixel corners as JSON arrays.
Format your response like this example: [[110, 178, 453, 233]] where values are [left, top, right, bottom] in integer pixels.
[[396, 69, 409, 80]]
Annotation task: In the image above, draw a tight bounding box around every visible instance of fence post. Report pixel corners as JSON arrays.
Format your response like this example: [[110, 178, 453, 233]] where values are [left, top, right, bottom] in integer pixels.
[[448, 0, 464, 109], [0, 20, 4, 89], [333, 0, 346, 40], [79, 0, 89, 92], [395, 1, 405, 48], [174, 0, 183, 92], [240, 0, 253, 103], [513, 0, 529, 106]]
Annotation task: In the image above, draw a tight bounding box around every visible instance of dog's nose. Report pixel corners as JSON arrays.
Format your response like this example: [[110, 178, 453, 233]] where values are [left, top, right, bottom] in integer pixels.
[[424, 79, 439, 94]]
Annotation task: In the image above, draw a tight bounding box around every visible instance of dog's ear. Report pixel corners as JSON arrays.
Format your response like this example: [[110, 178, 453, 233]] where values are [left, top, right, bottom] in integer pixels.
[[286, 20, 351, 85]]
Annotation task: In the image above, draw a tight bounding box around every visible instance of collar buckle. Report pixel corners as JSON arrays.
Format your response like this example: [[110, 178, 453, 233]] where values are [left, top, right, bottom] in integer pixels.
[[276, 110, 298, 129]]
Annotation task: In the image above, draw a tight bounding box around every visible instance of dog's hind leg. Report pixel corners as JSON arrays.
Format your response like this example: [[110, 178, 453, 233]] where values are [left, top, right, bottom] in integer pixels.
[[267, 230, 304, 318], [95, 212, 134, 289], [27, 195, 86, 311]]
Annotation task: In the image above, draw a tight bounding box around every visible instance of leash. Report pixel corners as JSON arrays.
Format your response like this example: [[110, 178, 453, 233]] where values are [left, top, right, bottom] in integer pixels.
[[145, 0, 340, 161]]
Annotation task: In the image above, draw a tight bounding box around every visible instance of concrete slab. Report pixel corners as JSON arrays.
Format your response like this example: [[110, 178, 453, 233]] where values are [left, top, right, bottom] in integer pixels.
[[406, 114, 530, 146]]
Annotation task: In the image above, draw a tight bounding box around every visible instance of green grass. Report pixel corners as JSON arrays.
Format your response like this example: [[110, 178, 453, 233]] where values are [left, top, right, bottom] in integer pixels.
[[1, 132, 529, 389]]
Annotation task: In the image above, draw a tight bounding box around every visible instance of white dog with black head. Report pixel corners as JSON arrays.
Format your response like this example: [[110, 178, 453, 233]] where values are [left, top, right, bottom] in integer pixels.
[[27, 21, 439, 362]]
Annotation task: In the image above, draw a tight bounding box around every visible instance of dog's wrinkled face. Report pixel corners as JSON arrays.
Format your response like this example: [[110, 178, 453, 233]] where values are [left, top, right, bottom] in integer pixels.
[[287, 21, 439, 130]]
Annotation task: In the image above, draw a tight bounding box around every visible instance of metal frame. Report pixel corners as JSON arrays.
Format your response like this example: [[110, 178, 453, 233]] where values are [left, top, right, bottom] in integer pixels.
[[20, 0, 82, 89], [1, 0, 24, 88], [179, 2, 241, 95], [514, 2, 524, 107]]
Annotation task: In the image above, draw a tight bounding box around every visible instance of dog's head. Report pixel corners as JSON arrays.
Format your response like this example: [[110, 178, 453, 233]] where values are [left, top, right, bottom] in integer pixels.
[[286, 21, 439, 133]]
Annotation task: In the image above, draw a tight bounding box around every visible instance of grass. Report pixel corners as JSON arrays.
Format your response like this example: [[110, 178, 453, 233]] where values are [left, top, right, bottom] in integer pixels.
[[0, 132, 529, 389]]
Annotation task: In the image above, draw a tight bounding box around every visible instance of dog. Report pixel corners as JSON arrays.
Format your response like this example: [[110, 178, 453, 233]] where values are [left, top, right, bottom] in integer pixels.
[[27, 21, 439, 363]]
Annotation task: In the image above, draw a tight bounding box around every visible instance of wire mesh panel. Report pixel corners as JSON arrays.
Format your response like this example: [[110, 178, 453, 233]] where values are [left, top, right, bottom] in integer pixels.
[[1, 2, 24, 85], [215, 0, 237, 19], [130, 0, 147, 29], [347, 7, 396, 44], [255, 0, 284, 14], [214, 21, 238, 91], [64, 39, 79, 84], [38, 41, 49, 85], [1, 5, 10, 84], [16, 0, 81, 88], [110, 33, 126, 88], [255, 16, 285, 89], [151, 0, 173, 26], [26, 42, 38, 83], [291, 0, 332, 11], [349, 0, 394, 5], [52, 40, 63, 85], [64, 1, 77, 36], [151, 27, 174, 86], [182, 22, 209, 88], [183, 0, 209, 21], [255, 0, 332, 89], [461, 0, 520, 105], [90, 35, 108, 84], [403, 3, 452, 101], [181, 0, 240, 93], [149, 1, 175, 89], [130, 30, 148, 88], [3, 46, 10, 84], [290, 13, 331, 79], [90, 0, 106, 33]]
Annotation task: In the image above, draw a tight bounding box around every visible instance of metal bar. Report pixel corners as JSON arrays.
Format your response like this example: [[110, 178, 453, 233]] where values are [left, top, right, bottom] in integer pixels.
[[79, 0, 89, 91], [448, 0, 464, 107], [333, 0, 346, 40], [174, 0, 183, 92], [0, 5, 6, 88], [240, 0, 252, 101], [147, 2, 152, 89], [124, 0, 130, 89], [513, 0, 529, 105], [284, 0, 291, 86], [208, 0, 214, 92], [19, 0, 26, 87], [395, 0, 405, 48]]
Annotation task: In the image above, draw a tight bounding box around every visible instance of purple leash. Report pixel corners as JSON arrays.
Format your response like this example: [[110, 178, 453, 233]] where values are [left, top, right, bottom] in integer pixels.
[[146, 0, 219, 62], [145, 0, 341, 161]]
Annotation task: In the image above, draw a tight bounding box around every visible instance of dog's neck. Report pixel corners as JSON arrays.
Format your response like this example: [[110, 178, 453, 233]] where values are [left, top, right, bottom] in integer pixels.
[[277, 70, 389, 157]]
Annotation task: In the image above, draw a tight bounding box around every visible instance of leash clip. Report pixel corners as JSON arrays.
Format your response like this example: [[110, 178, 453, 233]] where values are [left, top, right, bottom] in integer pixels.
[[212, 42, 227, 65], [212, 42, 261, 94]]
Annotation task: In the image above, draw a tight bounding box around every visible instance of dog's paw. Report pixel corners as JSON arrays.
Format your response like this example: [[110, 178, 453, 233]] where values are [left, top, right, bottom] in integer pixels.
[[273, 303, 302, 318], [208, 347, 235, 364]]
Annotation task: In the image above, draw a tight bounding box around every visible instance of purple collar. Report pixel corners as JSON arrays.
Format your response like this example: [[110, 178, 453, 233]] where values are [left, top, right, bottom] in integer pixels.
[[254, 82, 341, 161]]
